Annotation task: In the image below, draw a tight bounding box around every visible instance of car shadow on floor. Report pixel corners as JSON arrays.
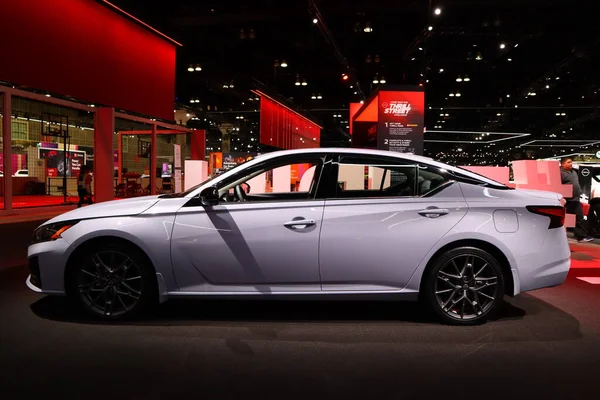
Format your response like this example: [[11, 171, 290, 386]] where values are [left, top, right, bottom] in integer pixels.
[[30, 295, 527, 326]]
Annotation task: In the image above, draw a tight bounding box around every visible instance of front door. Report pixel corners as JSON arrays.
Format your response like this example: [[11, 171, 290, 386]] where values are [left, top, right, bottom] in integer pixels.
[[170, 154, 328, 293], [319, 154, 468, 291]]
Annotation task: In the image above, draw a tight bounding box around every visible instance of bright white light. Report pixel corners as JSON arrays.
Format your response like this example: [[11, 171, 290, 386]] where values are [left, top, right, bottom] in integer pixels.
[[313, 18, 318, 24], [434, 8, 442, 15], [428, 26, 433, 31], [439, 68, 444, 73], [500, 43, 506, 49], [187, 67, 194, 72]]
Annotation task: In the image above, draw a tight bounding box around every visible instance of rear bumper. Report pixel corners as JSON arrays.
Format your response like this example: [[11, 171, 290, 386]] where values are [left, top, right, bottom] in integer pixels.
[[514, 229, 571, 293]]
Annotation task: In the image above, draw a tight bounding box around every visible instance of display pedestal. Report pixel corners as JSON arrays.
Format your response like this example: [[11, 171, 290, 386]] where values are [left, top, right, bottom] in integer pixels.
[[184, 160, 208, 190]]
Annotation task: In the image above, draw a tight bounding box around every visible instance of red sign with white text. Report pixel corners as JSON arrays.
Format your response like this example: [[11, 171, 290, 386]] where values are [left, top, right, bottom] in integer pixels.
[[378, 91, 425, 155]]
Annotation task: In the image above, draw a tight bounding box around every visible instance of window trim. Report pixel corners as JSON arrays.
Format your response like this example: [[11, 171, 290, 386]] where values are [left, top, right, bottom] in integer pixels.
[[328, 153, 456, 200], [185, 153, 333, 207]]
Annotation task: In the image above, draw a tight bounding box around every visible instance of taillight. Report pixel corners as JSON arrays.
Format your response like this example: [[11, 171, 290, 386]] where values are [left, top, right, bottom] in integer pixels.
[[526, 206, 565, 229]]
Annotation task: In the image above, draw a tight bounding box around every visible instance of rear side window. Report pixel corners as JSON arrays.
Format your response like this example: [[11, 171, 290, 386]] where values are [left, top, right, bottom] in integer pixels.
[[333, 155, 417, 198]]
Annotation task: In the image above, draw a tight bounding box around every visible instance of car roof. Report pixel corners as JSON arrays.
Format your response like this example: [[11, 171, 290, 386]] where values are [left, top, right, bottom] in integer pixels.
[[251, 147, 505, 186]]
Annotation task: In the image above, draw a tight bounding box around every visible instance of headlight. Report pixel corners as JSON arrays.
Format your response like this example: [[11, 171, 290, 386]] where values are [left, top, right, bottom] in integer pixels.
[[32, 221, 79, 244]]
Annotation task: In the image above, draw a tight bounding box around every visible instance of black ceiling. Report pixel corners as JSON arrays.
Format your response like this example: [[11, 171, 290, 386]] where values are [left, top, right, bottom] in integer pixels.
[[110, 0, 600, 164]]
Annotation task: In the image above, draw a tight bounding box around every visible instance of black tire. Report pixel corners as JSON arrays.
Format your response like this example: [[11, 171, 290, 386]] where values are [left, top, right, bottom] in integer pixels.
[[67, 241, 157, 320], [423, 246, 505, 326]]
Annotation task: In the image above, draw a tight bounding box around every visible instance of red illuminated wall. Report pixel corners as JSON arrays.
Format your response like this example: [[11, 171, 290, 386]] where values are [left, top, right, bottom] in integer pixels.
[[0, 0, 176, 121], [259, 94, 321, 149]]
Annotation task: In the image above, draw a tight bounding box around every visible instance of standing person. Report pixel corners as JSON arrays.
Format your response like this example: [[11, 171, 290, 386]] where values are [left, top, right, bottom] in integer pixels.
[[77, 165, 94, 208], [560, 157, 593, 242]]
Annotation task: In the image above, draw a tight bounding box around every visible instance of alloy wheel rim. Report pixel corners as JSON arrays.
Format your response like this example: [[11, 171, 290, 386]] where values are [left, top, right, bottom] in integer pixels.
[[77, 250, 143, 317], [434, 253, 499, 321]]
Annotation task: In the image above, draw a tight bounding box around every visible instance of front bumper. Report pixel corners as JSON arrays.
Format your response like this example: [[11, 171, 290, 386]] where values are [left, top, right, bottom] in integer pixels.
[[26, 239, 70, 295]]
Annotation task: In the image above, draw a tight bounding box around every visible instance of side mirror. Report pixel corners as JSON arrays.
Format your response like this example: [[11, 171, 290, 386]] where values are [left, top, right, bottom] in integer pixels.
[[199, 186, 219, 206]]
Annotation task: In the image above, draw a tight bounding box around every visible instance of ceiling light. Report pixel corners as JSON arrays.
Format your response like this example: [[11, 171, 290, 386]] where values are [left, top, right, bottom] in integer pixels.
[[455, 92, 461, 97], [428, 26, 433, 31], [187, 65, 194, 72], [418, 47, 423, 51], [360, 100, 364, 104], [506, 94, 510, 98], [434, 8, 442, 15], [546, 85, 550, 89], [313, 18, 318, 24], [500, 43, 506, 49], [195, 65, 202, 71], [456, 76, 463, 82], [364, 23, 373, 33], [373, 78, 379, 84], [311, 94, 316, 99], [280, 60, 288, 68], [342, 73, 349, 81], [295, 81, 301, 86], [301, 80, 307, 86], [439, 68, 444, 73], [463, 75, 470, 82], [317, 95, 322, 99], [507, 58, 512, 62], [475, 52, 483, 60], [449, 93, 455, 97], [379, 77, 386, 84]]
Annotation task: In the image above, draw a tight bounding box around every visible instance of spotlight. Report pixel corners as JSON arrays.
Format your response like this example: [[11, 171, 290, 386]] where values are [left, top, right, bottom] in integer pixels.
[[280, 60, 288, 68], [434, 8, 442, 15], [342, 73, 349, 81], [313, 18, 318, 24]]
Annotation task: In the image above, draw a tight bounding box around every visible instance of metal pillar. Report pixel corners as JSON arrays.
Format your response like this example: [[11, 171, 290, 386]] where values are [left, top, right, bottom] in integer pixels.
[[2, 92, 12, 212]]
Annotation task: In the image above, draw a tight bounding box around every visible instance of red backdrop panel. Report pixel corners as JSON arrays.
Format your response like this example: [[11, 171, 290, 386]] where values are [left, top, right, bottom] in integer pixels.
[[0, 0, 176, 121], [259, 96, 320, 150]]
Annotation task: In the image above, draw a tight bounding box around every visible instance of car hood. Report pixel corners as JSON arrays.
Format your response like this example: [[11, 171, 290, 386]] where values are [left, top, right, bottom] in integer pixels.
[[44, 195, 162, 225]]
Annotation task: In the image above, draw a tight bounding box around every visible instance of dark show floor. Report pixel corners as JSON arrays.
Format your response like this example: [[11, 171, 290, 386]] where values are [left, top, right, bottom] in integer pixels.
[[1, 221, 600, 398]]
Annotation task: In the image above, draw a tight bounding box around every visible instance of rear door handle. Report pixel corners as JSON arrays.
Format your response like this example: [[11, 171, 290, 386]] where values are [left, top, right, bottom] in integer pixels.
[[418, 208, 449, 218], [284, 219, 316, 228]]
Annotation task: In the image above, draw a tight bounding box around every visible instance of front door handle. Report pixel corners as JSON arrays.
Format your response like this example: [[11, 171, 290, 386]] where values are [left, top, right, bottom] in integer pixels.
[[284, 219, 316, 229], [418, 208, 449, 218]]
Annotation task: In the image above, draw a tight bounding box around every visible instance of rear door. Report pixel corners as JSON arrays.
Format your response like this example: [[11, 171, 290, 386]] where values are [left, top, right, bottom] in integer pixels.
[[318, 154, 469, 291]]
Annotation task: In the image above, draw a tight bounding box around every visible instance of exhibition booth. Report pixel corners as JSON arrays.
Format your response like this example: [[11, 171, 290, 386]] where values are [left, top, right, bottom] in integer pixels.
[[0, 0, 206, 212]]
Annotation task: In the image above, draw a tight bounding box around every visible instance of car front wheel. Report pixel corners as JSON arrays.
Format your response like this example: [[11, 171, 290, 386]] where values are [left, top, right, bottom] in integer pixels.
[[424, 246, 505, 325], [69, 242, 157, 320]]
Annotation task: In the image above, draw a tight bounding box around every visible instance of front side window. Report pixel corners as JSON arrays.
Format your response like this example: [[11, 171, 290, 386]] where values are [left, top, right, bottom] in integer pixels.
[[217, 155, 325, 203]]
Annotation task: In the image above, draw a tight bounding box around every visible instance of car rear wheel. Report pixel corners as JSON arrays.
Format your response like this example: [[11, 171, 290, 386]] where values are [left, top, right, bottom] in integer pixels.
[[424, 246, 505, 325], [69, 242, 157, 320]]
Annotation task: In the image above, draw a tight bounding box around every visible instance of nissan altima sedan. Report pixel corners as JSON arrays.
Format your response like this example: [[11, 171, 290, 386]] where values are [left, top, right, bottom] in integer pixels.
[[27, 148, 570, 325]]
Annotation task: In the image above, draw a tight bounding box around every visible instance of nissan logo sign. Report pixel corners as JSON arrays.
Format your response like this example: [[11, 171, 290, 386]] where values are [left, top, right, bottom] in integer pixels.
[[581, 168, 591, 177]]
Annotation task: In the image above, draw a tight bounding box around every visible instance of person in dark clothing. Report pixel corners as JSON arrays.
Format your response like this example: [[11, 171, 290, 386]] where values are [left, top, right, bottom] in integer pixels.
[[560, 157, 593, 242], [77, 165, 94, 208]]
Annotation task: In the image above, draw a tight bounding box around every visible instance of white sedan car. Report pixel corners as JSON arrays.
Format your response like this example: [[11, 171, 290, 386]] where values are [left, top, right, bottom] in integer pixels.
[[27, 148, 570, 325]]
